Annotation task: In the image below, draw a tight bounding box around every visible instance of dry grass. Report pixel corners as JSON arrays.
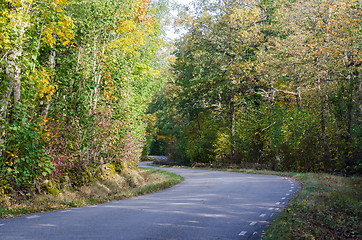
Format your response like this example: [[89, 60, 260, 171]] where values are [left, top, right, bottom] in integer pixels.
[[0, 168, 183, 218], [261, 173, 361, 240]]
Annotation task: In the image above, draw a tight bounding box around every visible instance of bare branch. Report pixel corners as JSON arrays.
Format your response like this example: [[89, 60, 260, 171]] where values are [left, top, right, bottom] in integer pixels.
[[261, 122, 277, 132]]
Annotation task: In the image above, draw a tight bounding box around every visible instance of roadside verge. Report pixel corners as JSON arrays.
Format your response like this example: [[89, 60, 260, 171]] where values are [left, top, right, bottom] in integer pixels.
[[0, 168, 183, 219]]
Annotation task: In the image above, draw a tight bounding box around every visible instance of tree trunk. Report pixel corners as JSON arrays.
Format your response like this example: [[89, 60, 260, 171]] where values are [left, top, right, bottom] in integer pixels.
[[3, 24, 26, 159], [229, 90, 236, 163], [344, 70, 359, 169], [42, 50, 56, 118], [318, 76, 332, 170], [0, 3, 31, 159], [92, 45, 105, 113], [6, 49, 23, 106], [5, 3, 32, 107]]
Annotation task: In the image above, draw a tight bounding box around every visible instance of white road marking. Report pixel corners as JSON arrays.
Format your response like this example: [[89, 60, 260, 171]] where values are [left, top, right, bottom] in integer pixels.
[[38, 224, 57, 227], [250, 222, 257, 226], [286, 193, 290, 196], [26, 215, 40, 219], [275, 208, 280, 211], [282, 202, 286, 204], [60, 210, 72, 213], [238, 231, 247, 236], [270, 213, 274, 217], [87, 205, 97, 208], [253, 232, 258, 235], [291, 187, 294, 189], [276, 202, 280, 205], [187, 220, 200, 223], [0, 224, 4, 226], [281, 197, 286, 200], [289, 190, 293, 192], [268, 208, 274, 210], [259, 213, 266, 217]]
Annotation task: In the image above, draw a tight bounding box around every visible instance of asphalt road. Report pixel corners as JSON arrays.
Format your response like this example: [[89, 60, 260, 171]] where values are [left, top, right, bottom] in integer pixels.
[[0, 161, 300, 240]]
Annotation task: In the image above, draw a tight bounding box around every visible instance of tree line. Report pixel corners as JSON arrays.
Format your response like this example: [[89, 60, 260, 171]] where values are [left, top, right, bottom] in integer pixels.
[[149, 0, 361, 174], [0, 0, 170, 195]]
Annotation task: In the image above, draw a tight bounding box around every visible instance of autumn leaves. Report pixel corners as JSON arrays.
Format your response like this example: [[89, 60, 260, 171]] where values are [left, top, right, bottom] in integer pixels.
[[151, 0, 361, 173], [0, 0, 166, 193]]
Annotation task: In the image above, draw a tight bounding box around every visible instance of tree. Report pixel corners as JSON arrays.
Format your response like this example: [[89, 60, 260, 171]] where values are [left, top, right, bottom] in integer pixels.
[[154, 0, 361, 173], [0, 0, 171, 194], [257, 0, 361, 171], [172, 0, 266, 163]]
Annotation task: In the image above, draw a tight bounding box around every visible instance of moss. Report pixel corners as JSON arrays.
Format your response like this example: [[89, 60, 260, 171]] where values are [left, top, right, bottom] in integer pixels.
[[47, 187, 59, 196]]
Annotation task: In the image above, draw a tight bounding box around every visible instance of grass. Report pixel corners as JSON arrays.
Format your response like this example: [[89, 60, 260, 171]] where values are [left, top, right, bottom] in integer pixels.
[[0, 168, 183, 219], [261, 173, 361, 240], [153, 163, 361, 240]]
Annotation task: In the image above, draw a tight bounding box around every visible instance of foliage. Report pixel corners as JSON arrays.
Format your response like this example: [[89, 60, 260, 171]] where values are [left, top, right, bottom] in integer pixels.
[[0, 0, 170, 195], [1, 112, 53, 193], [151, 0, 361, 174]]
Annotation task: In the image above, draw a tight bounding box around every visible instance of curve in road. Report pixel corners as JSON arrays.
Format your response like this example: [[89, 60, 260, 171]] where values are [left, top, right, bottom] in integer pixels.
[[0, 162, 300, 240]]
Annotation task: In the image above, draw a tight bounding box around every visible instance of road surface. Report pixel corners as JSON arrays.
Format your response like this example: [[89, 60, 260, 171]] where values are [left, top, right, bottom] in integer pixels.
[[0, 161, 299, 240]]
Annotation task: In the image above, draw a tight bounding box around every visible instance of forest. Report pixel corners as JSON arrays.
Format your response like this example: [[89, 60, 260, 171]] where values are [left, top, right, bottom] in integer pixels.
[[150, 0, 361, 174], [0, 0, 361, 199]]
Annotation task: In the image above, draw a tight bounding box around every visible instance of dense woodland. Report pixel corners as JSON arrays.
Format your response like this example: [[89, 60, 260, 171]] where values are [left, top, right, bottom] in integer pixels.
[[149, 0, 361, 173], [0, 0, 360, 197]]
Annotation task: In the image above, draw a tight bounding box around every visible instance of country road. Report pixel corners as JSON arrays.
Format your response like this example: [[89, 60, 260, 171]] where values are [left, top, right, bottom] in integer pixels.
[[0, 161, 299, 240]]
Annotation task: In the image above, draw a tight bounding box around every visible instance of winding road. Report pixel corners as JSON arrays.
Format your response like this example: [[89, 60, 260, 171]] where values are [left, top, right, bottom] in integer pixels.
[[0, 161, 299, 240]]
